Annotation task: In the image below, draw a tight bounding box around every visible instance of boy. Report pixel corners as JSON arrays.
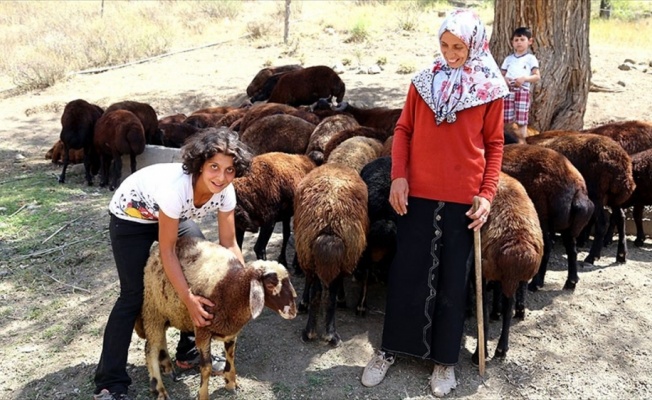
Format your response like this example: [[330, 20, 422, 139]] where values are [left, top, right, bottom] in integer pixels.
[[501, 27, 540, 143]]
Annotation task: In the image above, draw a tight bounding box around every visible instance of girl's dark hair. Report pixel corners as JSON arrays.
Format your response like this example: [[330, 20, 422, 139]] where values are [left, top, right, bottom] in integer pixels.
[[181, 127, 253, 177]]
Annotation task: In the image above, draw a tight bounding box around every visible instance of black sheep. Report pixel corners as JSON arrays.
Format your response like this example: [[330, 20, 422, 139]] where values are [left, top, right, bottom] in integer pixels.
[[58, 99, 104, 185]]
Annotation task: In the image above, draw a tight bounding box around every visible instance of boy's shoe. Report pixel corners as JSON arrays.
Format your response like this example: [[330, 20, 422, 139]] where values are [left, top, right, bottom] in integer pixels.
[[430, 364, 457, 397], [93, 389, 131, 400], [175, 354, 226, 376], [361, 351, 395, 387]]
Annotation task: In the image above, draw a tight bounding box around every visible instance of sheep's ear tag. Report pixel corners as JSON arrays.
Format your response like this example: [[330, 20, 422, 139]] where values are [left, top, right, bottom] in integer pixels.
[[249, 280, 265, 319]]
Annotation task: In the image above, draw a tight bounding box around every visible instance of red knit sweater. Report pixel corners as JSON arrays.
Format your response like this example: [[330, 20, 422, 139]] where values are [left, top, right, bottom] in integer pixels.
[[391, 83, 504, 205]]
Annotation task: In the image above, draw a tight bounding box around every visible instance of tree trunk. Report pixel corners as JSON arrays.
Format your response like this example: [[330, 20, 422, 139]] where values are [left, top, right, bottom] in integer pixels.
[[599, 0, 612, 19], [490, 0, 591, 132]]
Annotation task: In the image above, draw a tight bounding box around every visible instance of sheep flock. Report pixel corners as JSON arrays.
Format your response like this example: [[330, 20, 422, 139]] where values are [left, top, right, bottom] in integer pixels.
[[49, 64, 652, 398]]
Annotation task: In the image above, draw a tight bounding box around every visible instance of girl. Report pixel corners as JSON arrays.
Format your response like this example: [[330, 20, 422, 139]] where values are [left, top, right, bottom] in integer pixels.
[[94, 127, 253, 400]]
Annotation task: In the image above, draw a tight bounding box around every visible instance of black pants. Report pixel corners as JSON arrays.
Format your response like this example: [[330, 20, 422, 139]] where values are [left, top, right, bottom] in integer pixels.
[[381, 198, 473, 365], [94, 214, 205, 395]]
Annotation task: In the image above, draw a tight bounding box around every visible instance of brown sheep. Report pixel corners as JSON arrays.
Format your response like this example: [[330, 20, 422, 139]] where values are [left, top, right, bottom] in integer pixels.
[[502, 144, 594, 290], [233, 152, 316, 268], [158, 113, 187, 125], [293, 163, 369, 346], [217, 108, 249, 130], [46, 139, 84, 165], [581, 120, 652, 247], [527, 131, 636, 264], [191, 105, 237, 115], [246, 64, 304, 98], [158, 122, 199, 148], [183, 112, 225, 129], [332, 101, 402, 138], [93, 109, 146, 190], [58, 98, 104, 185], [238, 102, 299, 133], [240, 114, 316, 155], [323, 126, 390, 162], [326, 136, 384, 173], [473, 172, 543, 362], [105, 100, 160, 145], [381, 136, 393, 157], [606, 148, 652, 247], [356, 156, 398, 316], [136, 236, 297, 400], [266, 65, 346, 107], [305, 114, 360, 165], [582, 120, 652, 155]]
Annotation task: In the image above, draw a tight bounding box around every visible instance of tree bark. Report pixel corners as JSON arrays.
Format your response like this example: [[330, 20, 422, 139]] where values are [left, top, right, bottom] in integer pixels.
[[490, 0, 591, 132]]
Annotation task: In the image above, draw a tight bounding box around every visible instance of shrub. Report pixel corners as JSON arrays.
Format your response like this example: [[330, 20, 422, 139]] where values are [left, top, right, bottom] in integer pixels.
[[346, 19, 370, 43], [397, 62, 416, 75]]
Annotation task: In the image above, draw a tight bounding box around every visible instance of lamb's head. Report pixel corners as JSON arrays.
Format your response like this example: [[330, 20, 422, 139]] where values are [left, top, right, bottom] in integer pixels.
[[248, 260, 297, 320]]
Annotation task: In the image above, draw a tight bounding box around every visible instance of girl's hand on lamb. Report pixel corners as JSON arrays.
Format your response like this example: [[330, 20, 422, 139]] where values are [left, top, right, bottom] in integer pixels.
[[187, 292, 215, 327], [389, 178, 409, 216]]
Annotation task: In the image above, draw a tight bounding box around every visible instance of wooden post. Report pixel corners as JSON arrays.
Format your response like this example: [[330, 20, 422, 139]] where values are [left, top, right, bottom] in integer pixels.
[[284, 0, 291, 44]]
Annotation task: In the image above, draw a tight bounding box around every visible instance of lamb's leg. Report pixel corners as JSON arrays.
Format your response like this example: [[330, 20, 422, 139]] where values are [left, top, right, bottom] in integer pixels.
[[110, 152, 123, 191], [323, 275, 343, 347], [223, 338, 238, 391], [130, 152, 137, 174], [144, 326, 170, 400], [235, 227, 245, 249], [584, 204, 606, 265], [489, 281, 501, 320], [529, 228, 552, 291], [611, 206, 627, 263], [355, 254, 370, 316], [84, 146, 97, 186], [298, 269, 313, 313], [277, 217, 292, 266], [302, 273, 321, 342], [494, 292, 515, 359], [253, 222, 274, 260], [58, 145, 70, 183], [195, 330, 213, 400], [633, 204, 646, 247], [562, 230, 580, 290], [514, 281, 527, 320]]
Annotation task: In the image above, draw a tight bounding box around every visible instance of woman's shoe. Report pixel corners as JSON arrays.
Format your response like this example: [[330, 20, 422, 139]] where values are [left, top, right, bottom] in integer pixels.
[[430, 364, 456, 397]]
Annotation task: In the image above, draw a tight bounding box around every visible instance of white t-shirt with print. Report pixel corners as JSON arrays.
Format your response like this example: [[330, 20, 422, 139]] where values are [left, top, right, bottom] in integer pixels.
[[109, 163, 236, 223], [501, 52, 539, 90]]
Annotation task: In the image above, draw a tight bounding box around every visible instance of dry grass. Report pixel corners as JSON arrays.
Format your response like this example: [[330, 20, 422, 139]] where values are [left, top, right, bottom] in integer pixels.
[[0, 0, 650, 92]]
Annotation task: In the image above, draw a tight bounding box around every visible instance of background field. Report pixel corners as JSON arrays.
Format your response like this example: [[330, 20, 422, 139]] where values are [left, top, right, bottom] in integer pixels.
[[1, 1, 652, 399]]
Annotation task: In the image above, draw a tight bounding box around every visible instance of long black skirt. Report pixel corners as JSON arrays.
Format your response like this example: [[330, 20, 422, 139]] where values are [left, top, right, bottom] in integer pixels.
[[380, 197, 473, 365]]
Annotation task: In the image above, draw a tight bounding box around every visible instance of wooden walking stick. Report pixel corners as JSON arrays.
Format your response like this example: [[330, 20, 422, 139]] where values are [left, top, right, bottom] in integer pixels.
[[473, 197, 486, 377]]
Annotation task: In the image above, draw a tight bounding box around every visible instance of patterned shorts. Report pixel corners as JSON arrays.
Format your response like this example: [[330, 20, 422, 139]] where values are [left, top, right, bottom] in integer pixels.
[[504, 87, 531, 126]]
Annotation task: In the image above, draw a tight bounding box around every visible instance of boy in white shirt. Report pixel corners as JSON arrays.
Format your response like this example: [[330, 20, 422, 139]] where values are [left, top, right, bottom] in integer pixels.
[[501, 27, 541, 143]]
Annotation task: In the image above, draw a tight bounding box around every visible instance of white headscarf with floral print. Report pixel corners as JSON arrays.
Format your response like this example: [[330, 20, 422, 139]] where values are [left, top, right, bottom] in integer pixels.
[[411, 9, 509, 125]]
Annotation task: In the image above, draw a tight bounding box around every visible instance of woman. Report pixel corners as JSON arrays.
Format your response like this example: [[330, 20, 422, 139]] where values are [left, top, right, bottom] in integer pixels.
[[93, 127, 253, 400], [361, 9, 509, 397]]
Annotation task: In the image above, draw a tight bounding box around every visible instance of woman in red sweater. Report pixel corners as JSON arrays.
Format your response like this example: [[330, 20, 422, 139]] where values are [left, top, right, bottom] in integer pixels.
[[361, 9, 508, 397]]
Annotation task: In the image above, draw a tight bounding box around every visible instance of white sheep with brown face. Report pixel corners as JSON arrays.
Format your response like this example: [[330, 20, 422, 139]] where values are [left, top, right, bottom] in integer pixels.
[[135, 236, 297, 400]]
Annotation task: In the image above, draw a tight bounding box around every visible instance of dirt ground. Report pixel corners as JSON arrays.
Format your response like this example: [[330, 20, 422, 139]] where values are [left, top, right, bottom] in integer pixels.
[[2, 11, 652, 400]]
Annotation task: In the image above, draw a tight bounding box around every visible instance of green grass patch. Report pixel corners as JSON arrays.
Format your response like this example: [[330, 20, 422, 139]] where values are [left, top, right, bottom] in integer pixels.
[[0, 171, 110, 254]]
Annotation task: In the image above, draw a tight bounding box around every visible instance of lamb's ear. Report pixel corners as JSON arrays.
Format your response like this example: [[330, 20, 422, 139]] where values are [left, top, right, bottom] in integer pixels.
[[249, 279, 265, 319]]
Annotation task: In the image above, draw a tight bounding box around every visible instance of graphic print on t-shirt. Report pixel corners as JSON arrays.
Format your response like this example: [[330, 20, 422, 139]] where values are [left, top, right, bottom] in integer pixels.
[[124, 199, 158, 220]]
